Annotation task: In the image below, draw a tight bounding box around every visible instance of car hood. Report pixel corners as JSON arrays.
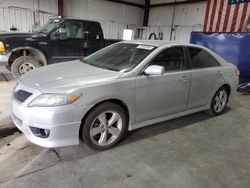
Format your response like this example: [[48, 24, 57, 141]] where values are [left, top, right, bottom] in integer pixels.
[[19, 60, 122, 92], [0, 32, 46, 41]]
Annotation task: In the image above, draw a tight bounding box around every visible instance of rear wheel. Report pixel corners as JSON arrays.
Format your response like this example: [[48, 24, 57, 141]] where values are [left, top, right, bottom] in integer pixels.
[[82, 102, 128, 150], [11, 56, 40, 79], [208, 87, 229, 116]]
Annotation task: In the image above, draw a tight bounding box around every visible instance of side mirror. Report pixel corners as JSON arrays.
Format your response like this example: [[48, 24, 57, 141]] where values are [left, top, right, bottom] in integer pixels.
[[57, 28, 69, 40], [144, 65, 165, 75]]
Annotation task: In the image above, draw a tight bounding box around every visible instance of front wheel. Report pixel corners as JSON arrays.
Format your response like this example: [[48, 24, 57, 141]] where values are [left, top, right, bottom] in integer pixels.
[[11, 56, 40, 79], [82, 102, 128, 150], [208, 87, 229, 116]]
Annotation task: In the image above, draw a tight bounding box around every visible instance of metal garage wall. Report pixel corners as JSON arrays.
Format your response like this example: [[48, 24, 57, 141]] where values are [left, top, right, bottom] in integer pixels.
[[147, 1, 206, 42], [0, 0, 57, 32], [63, 0, 144, 39]]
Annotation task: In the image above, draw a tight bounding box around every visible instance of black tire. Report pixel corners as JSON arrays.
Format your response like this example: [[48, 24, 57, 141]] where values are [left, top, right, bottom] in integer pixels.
[[11, 56, 40, 79], [82, 102, 128, 150], [207, 87, 229, 116]]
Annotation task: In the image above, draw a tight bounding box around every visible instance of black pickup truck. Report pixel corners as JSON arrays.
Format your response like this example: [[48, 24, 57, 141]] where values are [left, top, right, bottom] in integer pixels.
[[0, 17, 120, 78]]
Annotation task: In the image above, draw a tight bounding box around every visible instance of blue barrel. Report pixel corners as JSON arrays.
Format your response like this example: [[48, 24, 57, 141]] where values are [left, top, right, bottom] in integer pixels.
[[190, 32, 250, 84]]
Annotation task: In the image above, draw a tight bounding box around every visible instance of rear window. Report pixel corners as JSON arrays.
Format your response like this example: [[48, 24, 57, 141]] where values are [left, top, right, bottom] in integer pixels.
[[83, 21, 102, 39], [187, 47, 220, 69]]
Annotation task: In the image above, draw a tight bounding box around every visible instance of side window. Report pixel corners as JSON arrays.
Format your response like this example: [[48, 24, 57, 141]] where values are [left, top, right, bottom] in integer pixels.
[[150, 47, 186, 72], [84, 22, 100, 39], [61, 21, 83, 39], [187, 47, 220, 68]]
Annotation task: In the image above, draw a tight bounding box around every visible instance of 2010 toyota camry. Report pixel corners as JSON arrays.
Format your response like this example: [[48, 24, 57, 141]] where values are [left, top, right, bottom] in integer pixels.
[[12, 41, 239, 150]]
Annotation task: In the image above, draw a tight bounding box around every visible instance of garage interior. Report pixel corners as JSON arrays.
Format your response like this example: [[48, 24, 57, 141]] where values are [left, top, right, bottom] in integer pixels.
[[0, 0, 250, 188]]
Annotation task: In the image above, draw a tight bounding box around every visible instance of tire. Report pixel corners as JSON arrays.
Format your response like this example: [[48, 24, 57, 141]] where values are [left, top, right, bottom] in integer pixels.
[[5, 65, 11, 71], [207, 87, 229, 116], [11, 56, 40, 79], [82, 102, 128, 150]]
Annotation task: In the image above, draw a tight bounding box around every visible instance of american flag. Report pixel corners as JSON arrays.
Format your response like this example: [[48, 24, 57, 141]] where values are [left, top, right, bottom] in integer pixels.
[[203, 0, 250, 32]]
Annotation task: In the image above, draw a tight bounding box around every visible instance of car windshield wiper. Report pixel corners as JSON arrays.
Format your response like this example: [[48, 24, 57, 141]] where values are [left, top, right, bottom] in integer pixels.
[[34, 30, 47, 35], [80, 60, 118, 71], [103, 66, 119, 71]]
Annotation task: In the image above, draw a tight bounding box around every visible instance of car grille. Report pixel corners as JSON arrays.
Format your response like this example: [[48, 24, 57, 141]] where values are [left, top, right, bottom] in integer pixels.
[[14, 90, 33, 103]]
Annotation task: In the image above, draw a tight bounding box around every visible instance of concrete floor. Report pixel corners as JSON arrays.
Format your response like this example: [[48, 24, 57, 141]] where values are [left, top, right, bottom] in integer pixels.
[[0, 68, 250, 188], [0, 67, 15, 132]]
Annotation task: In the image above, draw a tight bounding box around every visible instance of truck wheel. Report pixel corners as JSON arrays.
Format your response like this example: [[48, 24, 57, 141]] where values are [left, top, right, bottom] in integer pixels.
[[11, 56, 40, 79]]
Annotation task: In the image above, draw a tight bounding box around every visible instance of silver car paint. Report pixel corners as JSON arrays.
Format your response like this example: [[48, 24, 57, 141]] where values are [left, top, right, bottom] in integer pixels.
[[12, 41, 239, 148], [136, 70, 191, 122]]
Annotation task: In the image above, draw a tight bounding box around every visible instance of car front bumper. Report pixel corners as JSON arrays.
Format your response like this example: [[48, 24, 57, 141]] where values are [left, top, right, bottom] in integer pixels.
[[0, 52, 11, 66], [12, 82, 91, 148]]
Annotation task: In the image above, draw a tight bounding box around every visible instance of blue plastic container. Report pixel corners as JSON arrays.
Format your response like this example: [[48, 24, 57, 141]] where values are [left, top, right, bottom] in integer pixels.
[[190, 32, 250, 84]]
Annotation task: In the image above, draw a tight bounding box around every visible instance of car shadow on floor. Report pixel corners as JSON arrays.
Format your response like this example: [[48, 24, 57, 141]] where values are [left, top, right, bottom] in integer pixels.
[[0, 66, 14, 81], [119, 107, 231, 147], [0, 115, 18, 138], [0, 72, 14, 82], [55, 107, 231, 161]]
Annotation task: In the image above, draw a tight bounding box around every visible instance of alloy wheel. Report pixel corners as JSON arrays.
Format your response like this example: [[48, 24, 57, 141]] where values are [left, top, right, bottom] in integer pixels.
[[213, 90, 228, 113], [90, 111, 123, 146]]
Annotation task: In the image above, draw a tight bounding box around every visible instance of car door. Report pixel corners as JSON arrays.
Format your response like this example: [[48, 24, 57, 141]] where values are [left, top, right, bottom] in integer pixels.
[[186, 47, 222, 109], [135, 46, 191, 123], [48, 20, 85, 63]]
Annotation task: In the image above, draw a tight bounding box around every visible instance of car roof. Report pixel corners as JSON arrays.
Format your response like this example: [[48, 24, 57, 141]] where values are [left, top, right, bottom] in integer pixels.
[[121, 40, 203, 48], [121, 40, 228, 66]]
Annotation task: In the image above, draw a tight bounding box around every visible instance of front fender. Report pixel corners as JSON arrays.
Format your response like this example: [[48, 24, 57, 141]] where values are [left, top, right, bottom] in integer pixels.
[[74, 79, 136, 127], [11, 46, 47, 65]]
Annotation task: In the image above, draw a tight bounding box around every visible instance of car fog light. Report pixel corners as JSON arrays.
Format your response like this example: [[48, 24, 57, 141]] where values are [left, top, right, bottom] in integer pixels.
[[29, 127, 50, 138]]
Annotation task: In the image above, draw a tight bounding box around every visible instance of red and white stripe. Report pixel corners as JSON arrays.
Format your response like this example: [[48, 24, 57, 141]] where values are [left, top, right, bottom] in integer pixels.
[[203, 0, 250, 32]]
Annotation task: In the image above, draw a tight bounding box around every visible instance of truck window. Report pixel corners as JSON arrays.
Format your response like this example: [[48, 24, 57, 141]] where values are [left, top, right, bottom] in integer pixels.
[[83, 22, 100, 39], [61, 21, 83, 39]]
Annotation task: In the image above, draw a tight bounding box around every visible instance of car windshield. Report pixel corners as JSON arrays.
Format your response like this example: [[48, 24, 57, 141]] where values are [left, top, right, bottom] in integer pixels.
[[83, 43, 156, 72], [34, 18, 62, 34]]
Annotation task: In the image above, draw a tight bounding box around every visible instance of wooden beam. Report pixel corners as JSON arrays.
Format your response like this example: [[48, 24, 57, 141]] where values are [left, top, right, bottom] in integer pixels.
[[106, 0, 144, 8], [150, 0, 207, 8], [143, 0, 150, 26], [58, 0, 63, 16]]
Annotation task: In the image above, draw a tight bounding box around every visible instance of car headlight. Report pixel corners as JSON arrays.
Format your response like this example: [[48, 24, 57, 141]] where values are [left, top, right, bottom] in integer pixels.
[[0, 41, 6, 52], [28, 93, 82, 107]]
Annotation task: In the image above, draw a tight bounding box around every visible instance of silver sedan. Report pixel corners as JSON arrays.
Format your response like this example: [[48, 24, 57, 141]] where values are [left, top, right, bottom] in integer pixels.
[[12, 41, 239, 150]]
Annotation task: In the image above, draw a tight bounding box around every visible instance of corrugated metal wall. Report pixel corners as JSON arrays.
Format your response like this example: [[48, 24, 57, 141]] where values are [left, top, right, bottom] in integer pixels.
[[0, 0, 57, 32], [99, 21, 141, 40], [96, 1, 206, 41], [147, 1, 206, 42], [63, 0, 144, 39], [0, 7, 55, 32]]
